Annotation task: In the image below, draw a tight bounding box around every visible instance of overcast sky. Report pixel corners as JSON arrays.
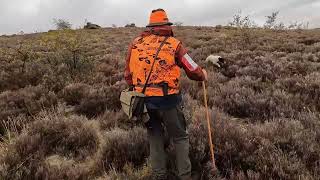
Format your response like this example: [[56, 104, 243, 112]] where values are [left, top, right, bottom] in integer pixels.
[[0, 0, 319, 35]]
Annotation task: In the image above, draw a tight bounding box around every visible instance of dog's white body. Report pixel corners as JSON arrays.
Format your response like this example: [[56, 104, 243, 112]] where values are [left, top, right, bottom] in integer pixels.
[[205, 55, 223, 67]]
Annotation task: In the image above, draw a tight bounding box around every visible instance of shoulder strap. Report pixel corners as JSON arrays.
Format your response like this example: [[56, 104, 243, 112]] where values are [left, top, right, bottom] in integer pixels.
[[142, 36, 169, 94]]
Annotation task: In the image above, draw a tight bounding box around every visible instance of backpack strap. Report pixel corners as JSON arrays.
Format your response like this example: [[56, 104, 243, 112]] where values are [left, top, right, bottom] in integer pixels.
[[141, 36, 169, 94]]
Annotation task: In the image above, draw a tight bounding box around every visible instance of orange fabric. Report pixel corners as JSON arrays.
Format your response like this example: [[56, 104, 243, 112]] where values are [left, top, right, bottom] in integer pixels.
[[149, 9, 170, 25], [129, 35, 181, 96]]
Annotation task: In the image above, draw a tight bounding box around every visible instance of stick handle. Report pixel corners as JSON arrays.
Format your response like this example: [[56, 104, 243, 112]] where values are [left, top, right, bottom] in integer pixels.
[[202, 81, 217, 171]]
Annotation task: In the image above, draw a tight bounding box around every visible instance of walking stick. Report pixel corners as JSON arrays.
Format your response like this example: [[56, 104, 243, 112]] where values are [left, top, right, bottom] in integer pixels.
[[202, 81, 217, 172]]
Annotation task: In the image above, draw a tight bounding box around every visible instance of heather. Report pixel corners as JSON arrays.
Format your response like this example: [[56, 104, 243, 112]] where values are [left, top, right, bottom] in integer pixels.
[[0, 26, 319, 179]]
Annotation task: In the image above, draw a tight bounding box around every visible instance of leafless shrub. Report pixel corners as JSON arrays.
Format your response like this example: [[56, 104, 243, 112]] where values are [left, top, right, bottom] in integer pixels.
[[228, 12, 259, 50], [40, 29, 94, 81], [264, 11, 280, 29], [0, 41, 45, 92], [229, 11, 257, 29], [288, 21, 309, 30], [53, 18, 72, 30], [263, 11, 308, 31]]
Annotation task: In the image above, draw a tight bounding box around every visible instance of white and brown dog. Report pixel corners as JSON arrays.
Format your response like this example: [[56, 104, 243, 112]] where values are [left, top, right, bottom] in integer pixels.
[[205, 55, 225, 68]]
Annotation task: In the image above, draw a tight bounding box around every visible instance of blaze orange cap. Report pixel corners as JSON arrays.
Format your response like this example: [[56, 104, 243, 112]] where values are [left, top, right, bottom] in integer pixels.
[[147, 9, 173, 27]]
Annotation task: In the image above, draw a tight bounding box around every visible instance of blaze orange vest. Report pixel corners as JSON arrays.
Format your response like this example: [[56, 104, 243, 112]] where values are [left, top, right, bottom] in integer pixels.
[[129, 35, 181, 96]]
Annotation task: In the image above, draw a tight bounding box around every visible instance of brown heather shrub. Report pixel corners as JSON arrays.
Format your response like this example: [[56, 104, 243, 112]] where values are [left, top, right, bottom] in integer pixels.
[[0, 108, 102, 179], [75, 85, 122, 117], [29, 154, 94, 180], [97, 110, 131, 130], [209, 81, 289, 120], [0, 60, 46, 92], [180, 93, 200, 125], [188, 111, 210, 173], [1, 26, 320, 179], [96, 164, 152, 180], [96, 62, 117, 77], [235, 63, 276, 81], [0, 85, 57, 135], [186, 105, 320, 179], [0, 115, 31, 137], [275, 72, 320, 111], [42, 63, 73, 93], [95, 127, 148, 171], [284, 60, 319, 76], [62, 83, 91, 105], [28, 112, 101, 160], [92, 71, 124, 86], [308, 43, 320, 54], [302, 52, 317, 62], [180, 76, 201, 99], [225, 170, 261, 180]]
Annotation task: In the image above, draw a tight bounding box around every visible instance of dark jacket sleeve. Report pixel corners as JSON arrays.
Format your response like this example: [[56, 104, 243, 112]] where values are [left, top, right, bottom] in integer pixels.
[[175, 43, 205, 81]]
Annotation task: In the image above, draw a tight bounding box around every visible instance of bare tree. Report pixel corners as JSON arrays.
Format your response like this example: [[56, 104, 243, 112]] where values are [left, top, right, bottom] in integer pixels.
[[288, 21, 309, 30], [274, 22, 286, 30], [53, 18, 72, 30], [264, 11, 279, 29], [229, 11, 256, 28]]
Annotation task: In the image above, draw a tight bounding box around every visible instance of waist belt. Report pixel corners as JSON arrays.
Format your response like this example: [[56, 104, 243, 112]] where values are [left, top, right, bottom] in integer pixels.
[[135, 82, 176, 96]]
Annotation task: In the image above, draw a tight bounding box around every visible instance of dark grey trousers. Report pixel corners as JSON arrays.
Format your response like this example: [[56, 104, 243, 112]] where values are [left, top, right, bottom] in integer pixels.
[[146, 105, 191, 180]]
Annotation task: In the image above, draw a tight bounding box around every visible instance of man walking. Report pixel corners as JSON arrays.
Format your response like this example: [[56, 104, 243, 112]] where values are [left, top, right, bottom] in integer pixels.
[[124, 9, 208, 180]]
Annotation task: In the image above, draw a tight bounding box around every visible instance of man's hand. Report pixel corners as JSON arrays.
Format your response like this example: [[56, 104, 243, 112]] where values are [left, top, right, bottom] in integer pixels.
[[202, 69, 208, 81]]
